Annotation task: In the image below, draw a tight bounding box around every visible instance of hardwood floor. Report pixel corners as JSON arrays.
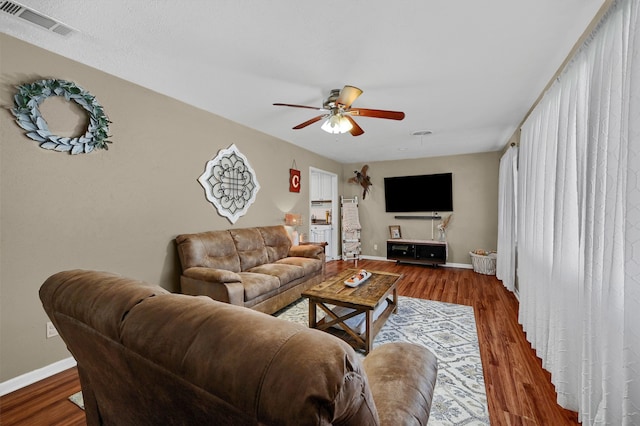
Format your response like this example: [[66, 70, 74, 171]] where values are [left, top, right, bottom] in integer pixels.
[[1, 366, 84, 426], [331, 260, 580, 425], [0, 259, 580, 425]]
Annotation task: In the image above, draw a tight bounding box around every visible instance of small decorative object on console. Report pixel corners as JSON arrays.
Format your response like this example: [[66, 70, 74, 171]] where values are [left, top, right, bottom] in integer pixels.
[[344, 269, 371, 287], [437, 213, 453, 242]]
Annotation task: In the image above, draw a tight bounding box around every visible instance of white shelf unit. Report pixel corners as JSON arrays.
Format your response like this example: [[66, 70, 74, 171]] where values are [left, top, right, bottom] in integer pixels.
[[341, 196, 361, 263]]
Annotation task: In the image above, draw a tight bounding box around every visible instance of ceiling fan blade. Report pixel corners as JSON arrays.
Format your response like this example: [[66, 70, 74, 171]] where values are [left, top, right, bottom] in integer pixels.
[[273, 103, 325, 111], [292, 115, 326, 129], [346, 116, 364, 136], [348, 108, 405, 120], [336, 85, 363, 109]]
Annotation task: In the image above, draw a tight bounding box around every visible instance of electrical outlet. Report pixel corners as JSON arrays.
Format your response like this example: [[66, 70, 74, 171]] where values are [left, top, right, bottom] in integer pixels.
[[374, 244, 378, 250], [46, 321, 58, 338]]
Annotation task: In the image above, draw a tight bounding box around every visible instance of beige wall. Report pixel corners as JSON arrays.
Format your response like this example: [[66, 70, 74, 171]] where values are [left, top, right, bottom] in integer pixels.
[[0, 33, 500, 384], [0, 34, 342, 381], [341, 152, 501, 264]]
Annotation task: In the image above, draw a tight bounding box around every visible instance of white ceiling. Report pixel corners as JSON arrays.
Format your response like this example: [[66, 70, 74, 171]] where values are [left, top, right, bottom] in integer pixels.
[[1, 0, 606, 163]]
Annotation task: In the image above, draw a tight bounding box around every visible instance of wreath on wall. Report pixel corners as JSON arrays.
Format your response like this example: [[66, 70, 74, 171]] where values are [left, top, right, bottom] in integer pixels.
[[11, 79, 112, 154]]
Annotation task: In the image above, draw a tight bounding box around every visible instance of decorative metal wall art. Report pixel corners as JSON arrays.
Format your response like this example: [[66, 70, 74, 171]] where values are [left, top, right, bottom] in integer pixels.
[[198, 144, 260, 223], [11, 79, 112, 154]]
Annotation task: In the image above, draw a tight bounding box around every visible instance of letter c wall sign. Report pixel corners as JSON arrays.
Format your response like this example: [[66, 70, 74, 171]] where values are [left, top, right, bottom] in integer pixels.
[[289, 168, 300, 193]]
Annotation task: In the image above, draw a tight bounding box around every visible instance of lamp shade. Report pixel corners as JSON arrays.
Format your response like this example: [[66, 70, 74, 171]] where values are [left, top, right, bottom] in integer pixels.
[[284, 213, 302, 226]]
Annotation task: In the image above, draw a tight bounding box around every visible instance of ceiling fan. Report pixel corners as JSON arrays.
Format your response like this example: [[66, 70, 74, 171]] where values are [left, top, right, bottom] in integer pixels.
[[273, 85, 405, 136]]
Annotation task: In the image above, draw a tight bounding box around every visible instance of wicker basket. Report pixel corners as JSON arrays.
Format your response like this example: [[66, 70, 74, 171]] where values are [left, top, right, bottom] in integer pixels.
[[469, 252, 497, 275]]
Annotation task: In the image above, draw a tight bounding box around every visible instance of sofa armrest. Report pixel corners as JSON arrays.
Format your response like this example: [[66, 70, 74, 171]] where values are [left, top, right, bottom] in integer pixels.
[[363, 342, 438, 426], [183, 267, 242, 283], [288, 244, 324, 259], [180, 268, 245, 306]]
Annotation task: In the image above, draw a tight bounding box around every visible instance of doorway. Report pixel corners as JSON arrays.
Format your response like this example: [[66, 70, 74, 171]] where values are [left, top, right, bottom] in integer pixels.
[[309, 167, 338, 260]]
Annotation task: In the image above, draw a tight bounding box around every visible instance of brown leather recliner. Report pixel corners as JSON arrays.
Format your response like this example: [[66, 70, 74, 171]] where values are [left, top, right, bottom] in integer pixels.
[[40, 270, 438, 425]]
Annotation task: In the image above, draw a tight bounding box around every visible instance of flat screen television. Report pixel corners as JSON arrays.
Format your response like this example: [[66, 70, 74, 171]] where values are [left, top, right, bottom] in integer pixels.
[[384, 173, 453, 212]]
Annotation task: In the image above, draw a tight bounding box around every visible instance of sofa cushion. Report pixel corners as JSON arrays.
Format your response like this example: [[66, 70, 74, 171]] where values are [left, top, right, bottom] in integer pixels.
[[247, 263, 305, 286], [176, 230, 241, 272], [230, 228, 269, 271], [238, 272, 280, 301], [258, 226, 292, 262], [276, 257, 323, 276]]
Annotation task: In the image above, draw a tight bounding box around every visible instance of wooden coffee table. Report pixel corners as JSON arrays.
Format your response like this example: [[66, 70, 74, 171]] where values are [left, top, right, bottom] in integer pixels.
[[302, 269, 400, 354]]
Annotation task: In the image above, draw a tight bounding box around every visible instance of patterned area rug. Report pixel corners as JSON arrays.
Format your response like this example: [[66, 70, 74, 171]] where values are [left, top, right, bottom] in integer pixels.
[[275, 296, 490, 425], [69, 296, 489, 424], [68, 391, 83, 409]]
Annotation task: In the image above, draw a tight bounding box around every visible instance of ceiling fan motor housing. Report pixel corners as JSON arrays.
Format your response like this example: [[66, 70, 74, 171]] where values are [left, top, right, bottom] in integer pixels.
[[323, 89, 342, 109]]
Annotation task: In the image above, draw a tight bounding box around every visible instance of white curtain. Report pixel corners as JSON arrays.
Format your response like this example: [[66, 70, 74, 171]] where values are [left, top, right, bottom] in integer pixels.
[[496, 146, 518, 293], [517, 0, 640, 423]]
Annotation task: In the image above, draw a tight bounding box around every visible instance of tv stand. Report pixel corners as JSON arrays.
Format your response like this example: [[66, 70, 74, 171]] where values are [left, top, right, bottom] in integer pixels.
[[387, 239, 447, 266]]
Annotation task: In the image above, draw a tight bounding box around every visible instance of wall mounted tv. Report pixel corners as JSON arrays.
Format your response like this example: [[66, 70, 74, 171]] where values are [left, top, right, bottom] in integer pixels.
[[384, 173, 453, 212]]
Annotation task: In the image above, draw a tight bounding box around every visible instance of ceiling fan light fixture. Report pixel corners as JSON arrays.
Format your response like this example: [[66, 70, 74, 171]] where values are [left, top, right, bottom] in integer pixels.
[[321, 114, 353, 134], [274, 85, 404, 136]]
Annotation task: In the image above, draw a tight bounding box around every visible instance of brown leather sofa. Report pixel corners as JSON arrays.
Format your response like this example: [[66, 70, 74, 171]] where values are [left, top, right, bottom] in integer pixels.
[[176, 225, 326, 314], [40, 270, 438, 425]]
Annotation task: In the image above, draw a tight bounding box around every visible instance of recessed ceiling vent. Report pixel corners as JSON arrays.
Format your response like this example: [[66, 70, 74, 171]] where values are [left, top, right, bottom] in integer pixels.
[[0, 1, 74, 36]]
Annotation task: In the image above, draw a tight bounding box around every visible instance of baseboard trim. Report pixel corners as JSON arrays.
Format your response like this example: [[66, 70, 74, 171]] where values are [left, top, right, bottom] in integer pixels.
[[0, 357, 76, 396], [359, 255, 390, 261], [443, 262, 474, 269], [358, 255, 473, 269]]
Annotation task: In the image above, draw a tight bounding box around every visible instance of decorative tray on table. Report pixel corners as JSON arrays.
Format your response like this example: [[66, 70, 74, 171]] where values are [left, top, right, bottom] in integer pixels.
[[344, 270, 372, 287]]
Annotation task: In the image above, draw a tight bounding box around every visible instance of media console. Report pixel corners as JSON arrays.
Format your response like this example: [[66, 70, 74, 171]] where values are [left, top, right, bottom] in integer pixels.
[[387, 239, 447, 266]]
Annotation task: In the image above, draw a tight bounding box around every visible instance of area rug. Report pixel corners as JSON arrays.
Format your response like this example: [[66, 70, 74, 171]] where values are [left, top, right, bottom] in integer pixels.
[[276, 296, 490, 425], [68, 390, 84, 410], [69, 296, 490, 425]]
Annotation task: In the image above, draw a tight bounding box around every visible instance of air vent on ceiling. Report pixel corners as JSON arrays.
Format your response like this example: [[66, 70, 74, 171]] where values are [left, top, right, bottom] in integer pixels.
[[0, 1, 74, 36]]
